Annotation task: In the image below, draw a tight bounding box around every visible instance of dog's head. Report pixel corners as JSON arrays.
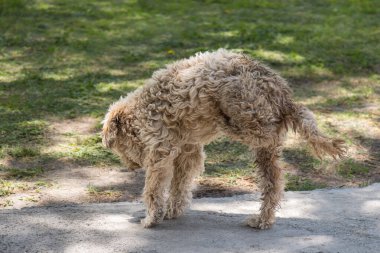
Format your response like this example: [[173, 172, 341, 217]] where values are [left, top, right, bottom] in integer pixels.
[[102, 108, 121, 149], [102, 94, 143, 170]]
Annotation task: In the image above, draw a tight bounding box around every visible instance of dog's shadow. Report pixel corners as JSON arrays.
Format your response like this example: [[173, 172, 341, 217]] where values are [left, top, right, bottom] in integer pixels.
[[129, 209, 146, 224], [127, 208, 258, 232]]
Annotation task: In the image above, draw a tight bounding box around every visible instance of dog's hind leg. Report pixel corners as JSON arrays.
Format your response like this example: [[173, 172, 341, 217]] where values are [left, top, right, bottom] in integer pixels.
[[141, 144, 178, 228], [246, 145, 284, 229], [165, 144, 205, 220]]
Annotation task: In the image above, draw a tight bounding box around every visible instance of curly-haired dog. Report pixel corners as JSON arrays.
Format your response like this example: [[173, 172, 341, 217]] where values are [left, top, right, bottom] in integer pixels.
[[102, 49, 345, 229]]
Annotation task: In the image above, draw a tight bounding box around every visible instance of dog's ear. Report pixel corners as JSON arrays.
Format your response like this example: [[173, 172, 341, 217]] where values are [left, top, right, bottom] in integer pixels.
[[102, 111, 122, 148]]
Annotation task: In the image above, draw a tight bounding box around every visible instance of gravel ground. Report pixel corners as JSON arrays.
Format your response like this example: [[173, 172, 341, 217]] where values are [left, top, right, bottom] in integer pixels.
[[1, 184, 380, 253]]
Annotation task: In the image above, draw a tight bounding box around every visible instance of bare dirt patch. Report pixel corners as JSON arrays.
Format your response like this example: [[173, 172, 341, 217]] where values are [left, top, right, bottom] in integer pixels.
[[194, 177, 257, 198], [45, 116, 98, 153]]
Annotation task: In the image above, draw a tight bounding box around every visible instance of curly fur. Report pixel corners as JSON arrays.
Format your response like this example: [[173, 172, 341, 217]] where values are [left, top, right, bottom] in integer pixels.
[[102, 49, 345, 229]]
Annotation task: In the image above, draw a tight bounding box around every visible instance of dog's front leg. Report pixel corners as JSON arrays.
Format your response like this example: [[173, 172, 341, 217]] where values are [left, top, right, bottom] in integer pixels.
[[246, 146, 284, 229], [141, 148, 177, 228], [165, 144, 205, 220]]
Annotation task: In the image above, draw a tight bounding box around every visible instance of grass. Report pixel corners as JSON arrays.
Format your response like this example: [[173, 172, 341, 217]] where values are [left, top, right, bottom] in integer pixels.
[[204, 138, 253, 170], [34, 180, 53, 188], [1, 146, 40, 158], [337, 159, 370, 179], [87, 183, 123, 200], [0, 179, 28, 197], [0, 180, 14, 197], [203, 167, 254, 186], [62, 135, 120, 165], [0, 199, 14, 207], [0, 0, 379, 200], [4, 167, 44, 179], [283, 148, 322, 172], [285, 174, 327, 191], [204, 138, 255, 185]]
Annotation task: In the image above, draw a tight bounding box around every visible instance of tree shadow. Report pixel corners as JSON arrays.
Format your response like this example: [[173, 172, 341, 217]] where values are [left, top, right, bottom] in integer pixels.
[[1, 185, 380, 252]]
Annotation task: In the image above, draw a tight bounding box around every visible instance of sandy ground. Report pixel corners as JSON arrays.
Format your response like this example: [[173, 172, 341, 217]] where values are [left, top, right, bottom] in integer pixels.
[[1, 183, 379, 253]]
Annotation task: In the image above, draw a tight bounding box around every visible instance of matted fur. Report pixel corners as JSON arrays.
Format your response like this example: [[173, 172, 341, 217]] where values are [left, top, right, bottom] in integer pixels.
[[102, 49, 345, 229]]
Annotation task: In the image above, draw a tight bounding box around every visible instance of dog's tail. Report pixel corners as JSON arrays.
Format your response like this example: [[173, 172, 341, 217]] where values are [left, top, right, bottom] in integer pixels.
[[287, 103, 346, 159]]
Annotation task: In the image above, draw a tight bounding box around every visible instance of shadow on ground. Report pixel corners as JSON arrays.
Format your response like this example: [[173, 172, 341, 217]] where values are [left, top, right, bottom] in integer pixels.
[[1, 184, 379, 253]]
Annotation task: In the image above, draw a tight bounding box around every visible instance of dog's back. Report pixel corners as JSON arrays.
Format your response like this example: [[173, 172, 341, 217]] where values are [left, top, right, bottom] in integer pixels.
[[103, 49, 345, 155]]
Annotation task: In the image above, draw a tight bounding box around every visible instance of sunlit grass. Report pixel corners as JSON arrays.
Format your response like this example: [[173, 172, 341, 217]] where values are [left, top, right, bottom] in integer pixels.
[[87, 183, 123, 201], [252, 49, 305, 64], [57, 135, 120, 165], [0, 179, 28, 197], [0, 0, 379, 195]]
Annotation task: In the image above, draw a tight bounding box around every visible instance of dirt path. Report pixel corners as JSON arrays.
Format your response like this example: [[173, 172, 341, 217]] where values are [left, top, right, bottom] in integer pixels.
[[1, 183, 379, 253]]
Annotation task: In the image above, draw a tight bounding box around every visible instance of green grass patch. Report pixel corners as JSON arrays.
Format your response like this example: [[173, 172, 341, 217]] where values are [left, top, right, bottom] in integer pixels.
[[203, 167, 254, 186], [34, 180, 53, 188], [4, 167, 44, 179], [285, 174, 327, 191], [0, 120, 46, 159], [87, 184, 99, 195], [283, 148, 322, 172], [318, 120, 356, 145], [0, 120, 46, 145], [322, 95, 365, 108], [87, 183, 123, 198], [204, 138, 255, 183], [0, 179, 28, 197], [19, 196, 39, 202], [2, 146, 40, 158], [313, 80, 377, 110], [62, 134, 120, 165], [205, 138, 251, 160], [0, 0, 26, 15], [337, 159, 370, 179], [0, 179, 14, 197]]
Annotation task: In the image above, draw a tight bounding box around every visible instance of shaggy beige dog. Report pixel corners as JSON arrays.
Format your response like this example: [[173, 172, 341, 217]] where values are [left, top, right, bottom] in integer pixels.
[[102, 49, 345, 229]]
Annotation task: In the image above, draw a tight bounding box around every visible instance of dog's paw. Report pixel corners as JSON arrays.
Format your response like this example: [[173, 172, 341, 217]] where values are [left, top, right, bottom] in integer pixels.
[[164, 210, 176, 220], [164, 199, 186, 220], [245, 214, 273, 230], [164, 208, 182, 220], [164, 205, 183, 220], [141, 216, 158, 228]]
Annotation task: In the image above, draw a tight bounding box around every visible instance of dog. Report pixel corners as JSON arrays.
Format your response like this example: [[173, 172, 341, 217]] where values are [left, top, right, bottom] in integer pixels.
[[102, 49, 345, 229]]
